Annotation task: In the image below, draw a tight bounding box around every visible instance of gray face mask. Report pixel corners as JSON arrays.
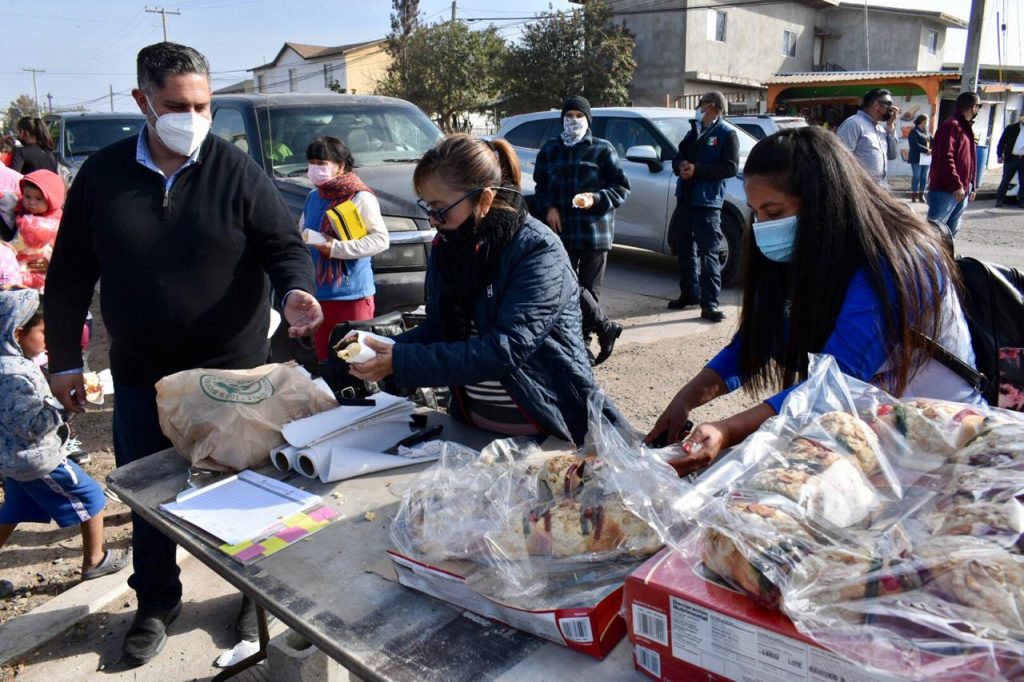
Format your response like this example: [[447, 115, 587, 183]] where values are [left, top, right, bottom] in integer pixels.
[[563, 116, 588, 138]]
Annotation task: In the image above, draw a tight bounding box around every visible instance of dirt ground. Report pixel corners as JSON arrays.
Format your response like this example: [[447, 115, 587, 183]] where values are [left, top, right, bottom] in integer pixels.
[[0, 298, 128, 629]]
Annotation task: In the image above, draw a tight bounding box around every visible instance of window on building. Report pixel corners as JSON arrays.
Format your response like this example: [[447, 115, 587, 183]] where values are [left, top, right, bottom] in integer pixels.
[[925, 29, 939, 55], [323, 63, 334, 88], [256, 74, 265, 93], [707, 10, 726, 42], [288, 68, 298, 92], [783, 30, 797, 58]]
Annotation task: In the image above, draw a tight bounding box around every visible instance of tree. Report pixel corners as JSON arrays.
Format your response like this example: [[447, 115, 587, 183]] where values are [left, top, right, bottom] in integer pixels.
[[4, 94, 38, 130], [378, 0, 421, 100], [380, 21, 506, 132], [502, 1, 635, 115]]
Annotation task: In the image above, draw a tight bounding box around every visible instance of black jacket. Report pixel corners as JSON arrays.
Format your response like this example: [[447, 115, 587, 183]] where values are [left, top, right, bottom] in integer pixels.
[[11, 143, 57, 174], [45, 133, 315, 387], [672, 118, 739, 209], [998, 121, 1022, 159]]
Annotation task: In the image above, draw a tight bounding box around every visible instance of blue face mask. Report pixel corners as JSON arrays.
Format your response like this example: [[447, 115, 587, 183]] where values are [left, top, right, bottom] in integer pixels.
[[753, 215, 798, 263]]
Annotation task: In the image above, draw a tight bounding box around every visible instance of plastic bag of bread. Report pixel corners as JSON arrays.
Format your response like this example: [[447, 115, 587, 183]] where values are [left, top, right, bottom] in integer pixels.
[[156, 362, 337, 471]]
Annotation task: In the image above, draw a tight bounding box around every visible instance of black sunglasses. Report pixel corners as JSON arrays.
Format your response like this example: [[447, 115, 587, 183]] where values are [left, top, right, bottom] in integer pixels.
[[416, 188, 483, 224]]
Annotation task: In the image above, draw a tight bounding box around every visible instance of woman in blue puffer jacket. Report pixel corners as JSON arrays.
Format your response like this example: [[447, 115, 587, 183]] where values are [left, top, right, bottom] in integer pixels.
[[348, 134, 608, 444]]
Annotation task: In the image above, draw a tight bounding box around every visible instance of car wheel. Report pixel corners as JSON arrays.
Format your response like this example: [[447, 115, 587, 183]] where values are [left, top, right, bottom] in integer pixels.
[[719, 209, 744, 287]]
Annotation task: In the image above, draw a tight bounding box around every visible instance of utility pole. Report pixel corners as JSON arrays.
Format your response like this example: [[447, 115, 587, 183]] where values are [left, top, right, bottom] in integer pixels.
[[960, 0, 986, 94], [145, 6, 181, 42], [22, 67, 45, 115], [451, 0, 456, 22], [46, 93, 53, 113], [863, 0, 870, 70], [109, 84, 115, 112]]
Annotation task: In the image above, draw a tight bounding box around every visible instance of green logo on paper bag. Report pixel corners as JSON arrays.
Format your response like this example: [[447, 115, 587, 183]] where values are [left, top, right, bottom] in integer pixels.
[[199, 374, 275, 404]]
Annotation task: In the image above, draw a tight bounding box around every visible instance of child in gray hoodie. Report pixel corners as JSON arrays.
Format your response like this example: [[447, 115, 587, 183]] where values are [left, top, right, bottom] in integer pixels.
[[0, 287, 129, 596]]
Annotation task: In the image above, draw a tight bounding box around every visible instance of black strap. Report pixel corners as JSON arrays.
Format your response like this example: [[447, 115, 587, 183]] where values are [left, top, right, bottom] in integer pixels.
[[915, 331, 989, 394]]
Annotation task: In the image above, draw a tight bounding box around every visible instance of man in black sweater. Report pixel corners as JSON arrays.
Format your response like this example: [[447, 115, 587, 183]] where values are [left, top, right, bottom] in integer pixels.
[[45, 42, 322, 666]]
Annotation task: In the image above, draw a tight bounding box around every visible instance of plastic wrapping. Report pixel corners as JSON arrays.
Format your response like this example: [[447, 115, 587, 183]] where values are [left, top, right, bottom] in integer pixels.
[[692, 355, 1024, 680], [390, 403, 704, 603]]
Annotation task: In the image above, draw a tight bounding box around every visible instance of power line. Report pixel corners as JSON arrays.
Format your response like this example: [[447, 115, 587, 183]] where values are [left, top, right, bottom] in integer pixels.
[[22, 67, 45, 115]]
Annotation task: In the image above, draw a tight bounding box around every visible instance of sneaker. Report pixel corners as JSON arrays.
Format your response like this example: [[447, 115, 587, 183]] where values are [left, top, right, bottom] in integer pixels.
[[667, 295, 700, 310], [700, 307, 726, 322], [82, 548, 132, 580], [65, 437, 91, 465], [594, 321, 623, 366], [103, 487, 123, 504], [123, 601, 182, 666]]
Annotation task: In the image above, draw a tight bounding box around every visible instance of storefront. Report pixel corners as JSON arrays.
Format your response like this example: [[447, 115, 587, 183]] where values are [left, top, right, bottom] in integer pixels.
[[764, 71, 963, 177]]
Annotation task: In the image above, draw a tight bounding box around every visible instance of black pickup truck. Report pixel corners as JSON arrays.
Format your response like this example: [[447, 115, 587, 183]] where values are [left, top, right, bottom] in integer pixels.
[[210, 93, 442, 312]]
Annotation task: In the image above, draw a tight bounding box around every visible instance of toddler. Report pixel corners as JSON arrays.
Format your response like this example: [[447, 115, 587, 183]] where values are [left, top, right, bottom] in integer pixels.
[[12, 170, 65, 290], [0, 287, 129, 598]]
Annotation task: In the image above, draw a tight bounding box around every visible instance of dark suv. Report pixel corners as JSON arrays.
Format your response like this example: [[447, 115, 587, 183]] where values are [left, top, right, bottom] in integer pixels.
[[210, 93, 442, 312], [46, 112, 147, 184]]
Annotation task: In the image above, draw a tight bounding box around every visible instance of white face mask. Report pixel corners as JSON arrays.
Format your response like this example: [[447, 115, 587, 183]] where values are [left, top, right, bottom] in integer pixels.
[[144, 94, 211, 157], [563, 116, 588, 138]]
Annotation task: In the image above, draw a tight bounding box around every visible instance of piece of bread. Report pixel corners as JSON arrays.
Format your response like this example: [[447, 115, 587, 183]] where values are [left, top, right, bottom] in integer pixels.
[[818, 411, 880, 475]]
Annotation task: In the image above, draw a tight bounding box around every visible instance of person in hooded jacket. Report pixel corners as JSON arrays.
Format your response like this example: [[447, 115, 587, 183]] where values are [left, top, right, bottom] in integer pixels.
[[532, 96, 630, 365], [12, 170, 65, 290], [349, 134, 612, 444], [0, 287, 130, 597]]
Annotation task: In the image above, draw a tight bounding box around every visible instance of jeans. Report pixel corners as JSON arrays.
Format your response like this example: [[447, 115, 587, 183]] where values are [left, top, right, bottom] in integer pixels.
[[567, 249, 610, 337], [926, 190, 969, 238], [996, 156, 1023, 203], [910, 164, 928, 193], [670, 203, 722, 309], [112, 383, 180, 611]]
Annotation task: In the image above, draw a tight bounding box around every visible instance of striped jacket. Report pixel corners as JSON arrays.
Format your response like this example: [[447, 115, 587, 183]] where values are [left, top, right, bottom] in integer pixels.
[[532, 133, 630, 252]]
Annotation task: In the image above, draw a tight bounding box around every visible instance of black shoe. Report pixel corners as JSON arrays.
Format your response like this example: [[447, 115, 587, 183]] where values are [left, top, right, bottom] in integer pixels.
[[235, 593, 276, 642], [667, 295, 700, 310], [700, 307, 726, 322], [594, 321, 623, 366], [122, 601, 182, 666], [585, 346, 597, 367], [995, 199, 1004, 207]]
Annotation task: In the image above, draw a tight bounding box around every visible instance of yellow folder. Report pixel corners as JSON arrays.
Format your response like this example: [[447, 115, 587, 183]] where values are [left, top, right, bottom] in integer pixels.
[[326, 200, 368, 241]]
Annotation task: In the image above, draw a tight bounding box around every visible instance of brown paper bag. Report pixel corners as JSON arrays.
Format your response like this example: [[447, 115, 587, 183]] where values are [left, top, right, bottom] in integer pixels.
[[156, 362, 337, 472]]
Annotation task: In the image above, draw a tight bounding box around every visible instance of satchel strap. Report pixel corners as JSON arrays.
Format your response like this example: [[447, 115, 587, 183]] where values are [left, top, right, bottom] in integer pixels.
[[914, 331, 989, 394]]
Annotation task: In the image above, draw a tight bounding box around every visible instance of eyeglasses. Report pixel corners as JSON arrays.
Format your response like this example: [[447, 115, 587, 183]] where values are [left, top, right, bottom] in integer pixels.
[[416, 188, 482, 224]]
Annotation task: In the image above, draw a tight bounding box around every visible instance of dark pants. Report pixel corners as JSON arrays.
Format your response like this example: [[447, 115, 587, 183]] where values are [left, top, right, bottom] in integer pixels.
[[996, 156, 1023, 203], [112, 383, 180, 611], [567, 248, 609, 335], [670, 203, 722, 309]]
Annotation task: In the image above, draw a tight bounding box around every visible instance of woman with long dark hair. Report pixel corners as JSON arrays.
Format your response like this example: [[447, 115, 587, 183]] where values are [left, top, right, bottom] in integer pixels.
[[12, 118, 57, 175], [646, 126, 983, 471], [348, 134, 602, 443]]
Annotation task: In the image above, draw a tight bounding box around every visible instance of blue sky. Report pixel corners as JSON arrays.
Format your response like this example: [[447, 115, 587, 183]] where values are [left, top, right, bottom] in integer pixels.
[[0, 0, 1015, 115]]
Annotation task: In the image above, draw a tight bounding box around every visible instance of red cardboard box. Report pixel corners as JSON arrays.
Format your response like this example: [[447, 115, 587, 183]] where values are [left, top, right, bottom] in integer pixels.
[[623, 548, 902, 681], [388, 550, 627, 659]]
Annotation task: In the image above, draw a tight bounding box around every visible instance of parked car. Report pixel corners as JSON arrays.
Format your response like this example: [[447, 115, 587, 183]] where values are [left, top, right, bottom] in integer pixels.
[[496, 107, 757, 285], [210, 93, 443, 313], [45, 112, 146, 184], [725, 114, 807, 140]]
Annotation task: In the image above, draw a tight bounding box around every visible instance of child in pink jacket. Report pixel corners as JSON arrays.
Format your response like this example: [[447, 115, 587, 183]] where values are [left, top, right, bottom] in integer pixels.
[[13, 170, 65, 291]]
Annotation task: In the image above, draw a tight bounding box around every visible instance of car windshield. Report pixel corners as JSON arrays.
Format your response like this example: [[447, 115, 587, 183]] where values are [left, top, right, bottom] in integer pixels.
[[259, 104, 444, 177], [61, 118, 145, 158], [650, 116, 757, 157]]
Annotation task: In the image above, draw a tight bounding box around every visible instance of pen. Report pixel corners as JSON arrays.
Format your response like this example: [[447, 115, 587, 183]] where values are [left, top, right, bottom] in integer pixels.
[[397, 424, 444, 449]]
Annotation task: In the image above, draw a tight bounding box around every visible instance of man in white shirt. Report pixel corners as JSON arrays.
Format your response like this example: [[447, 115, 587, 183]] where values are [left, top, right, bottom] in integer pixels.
[[837, 88, 900, 187]]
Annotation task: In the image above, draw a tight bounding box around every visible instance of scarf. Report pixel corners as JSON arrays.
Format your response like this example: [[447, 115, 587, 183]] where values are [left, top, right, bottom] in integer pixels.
[[436, 193, 527, 342], [316, 171, 373, 287]]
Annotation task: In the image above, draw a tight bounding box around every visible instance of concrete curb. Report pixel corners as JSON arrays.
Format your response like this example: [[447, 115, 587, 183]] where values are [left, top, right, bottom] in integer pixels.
[[0, 548, 192, 666]]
